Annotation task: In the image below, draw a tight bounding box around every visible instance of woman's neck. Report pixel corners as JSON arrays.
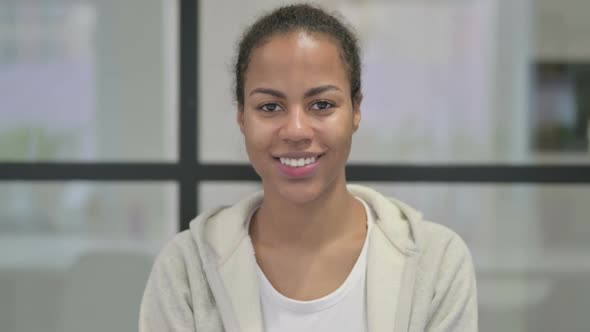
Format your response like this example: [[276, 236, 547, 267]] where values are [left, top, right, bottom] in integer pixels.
[[250, 180, 366, 250]]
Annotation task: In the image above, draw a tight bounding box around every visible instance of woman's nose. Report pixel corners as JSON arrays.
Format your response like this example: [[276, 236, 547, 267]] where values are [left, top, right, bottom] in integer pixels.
[[279, 106, 313, 143]]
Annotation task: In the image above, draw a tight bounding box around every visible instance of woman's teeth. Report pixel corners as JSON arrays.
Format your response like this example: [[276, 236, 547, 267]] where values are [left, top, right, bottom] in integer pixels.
[[279, 156, 317, 167]]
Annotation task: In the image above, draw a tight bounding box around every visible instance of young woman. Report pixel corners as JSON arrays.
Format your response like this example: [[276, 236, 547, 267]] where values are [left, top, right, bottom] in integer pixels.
[[140, 4, 477, 332]]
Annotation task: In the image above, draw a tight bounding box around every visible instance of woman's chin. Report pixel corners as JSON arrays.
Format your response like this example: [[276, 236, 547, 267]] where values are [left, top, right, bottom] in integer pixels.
[[274, 183, 325, 205]]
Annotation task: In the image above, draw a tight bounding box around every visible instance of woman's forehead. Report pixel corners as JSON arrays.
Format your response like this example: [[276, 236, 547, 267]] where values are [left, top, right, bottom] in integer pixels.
[[244, 32, 349, 92]]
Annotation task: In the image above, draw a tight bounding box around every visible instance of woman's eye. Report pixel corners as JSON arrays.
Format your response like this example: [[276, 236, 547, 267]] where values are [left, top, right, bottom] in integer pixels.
[[311, 101, 334, 111], [260, 103, 283, 112]]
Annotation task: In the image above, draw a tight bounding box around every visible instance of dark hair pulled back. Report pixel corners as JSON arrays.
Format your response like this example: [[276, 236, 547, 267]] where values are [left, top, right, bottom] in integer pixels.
[[234, 3, 361, 107]]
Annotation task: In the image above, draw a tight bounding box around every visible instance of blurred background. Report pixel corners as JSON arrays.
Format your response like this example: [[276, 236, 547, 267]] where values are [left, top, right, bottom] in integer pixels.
[[1, 0, 589, 331]]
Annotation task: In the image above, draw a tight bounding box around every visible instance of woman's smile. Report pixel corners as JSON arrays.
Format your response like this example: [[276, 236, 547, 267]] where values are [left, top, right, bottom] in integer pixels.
[[274, 153, 325, 179]]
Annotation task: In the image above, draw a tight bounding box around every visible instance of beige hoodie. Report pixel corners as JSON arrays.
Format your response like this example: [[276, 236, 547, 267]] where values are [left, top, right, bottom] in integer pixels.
[[139, 184, 478, 331]]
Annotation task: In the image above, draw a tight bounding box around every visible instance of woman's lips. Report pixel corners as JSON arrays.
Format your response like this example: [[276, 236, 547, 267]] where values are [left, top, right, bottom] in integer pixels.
[[275, 154, 323, 179]]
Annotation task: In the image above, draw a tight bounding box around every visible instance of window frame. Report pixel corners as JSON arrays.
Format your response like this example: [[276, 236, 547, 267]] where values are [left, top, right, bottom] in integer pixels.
[[0, 0, 589, 232]]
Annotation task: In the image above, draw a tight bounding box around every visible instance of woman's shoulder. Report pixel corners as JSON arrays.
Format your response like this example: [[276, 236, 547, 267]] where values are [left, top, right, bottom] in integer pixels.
[[417, 219, 470, 251], [140, 229, 225, 331], [411, 217, 473, 266], [156, 230, 198, 261], [412, 219, 476, 290], [150, 230, 203, 274], [410, 220, 478, 330]]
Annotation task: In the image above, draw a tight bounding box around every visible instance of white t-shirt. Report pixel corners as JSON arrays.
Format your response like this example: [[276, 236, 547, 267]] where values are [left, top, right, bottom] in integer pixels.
[[254, 198, 375, 332]]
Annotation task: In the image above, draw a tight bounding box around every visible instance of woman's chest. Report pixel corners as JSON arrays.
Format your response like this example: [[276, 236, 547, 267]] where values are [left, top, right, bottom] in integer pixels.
[[254, 238, 365, 301]]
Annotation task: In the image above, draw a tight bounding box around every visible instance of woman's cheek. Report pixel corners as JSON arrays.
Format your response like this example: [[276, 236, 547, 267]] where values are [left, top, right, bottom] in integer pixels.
[[246, 128, 271, 156]]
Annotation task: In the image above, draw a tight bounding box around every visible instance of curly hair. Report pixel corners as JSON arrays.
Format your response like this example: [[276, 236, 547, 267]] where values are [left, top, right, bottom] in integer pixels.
[[234, 3, 362, 107]]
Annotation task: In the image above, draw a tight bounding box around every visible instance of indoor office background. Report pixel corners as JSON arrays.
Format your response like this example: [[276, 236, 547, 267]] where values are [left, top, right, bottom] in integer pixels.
[[0, 0, 589, 331]]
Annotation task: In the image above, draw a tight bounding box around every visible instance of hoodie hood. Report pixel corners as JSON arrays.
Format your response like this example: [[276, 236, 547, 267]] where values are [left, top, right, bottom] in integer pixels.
[[192, 184, 423, 262]]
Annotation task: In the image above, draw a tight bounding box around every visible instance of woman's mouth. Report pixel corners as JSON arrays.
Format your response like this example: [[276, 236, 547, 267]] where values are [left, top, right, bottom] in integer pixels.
[[273, 154, 324, 178]]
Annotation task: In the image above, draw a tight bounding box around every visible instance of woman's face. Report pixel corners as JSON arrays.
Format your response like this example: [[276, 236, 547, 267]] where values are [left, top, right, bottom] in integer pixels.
[[238, 31, 361, 204]]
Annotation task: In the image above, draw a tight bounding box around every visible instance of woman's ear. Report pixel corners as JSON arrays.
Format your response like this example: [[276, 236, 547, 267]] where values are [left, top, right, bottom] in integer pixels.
[[237, 106, 245, 134], [352, 93, 362, 133]]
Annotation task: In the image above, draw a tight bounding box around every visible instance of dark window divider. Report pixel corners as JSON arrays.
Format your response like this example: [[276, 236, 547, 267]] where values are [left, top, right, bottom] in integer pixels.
[[180, 0, 198, 230], [2, 163, 588, 230], [1, 163, 589, 183]]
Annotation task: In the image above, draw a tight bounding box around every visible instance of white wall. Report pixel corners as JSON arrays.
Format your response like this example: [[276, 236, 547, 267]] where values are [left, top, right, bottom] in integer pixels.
[[536, 0, 590, 61]]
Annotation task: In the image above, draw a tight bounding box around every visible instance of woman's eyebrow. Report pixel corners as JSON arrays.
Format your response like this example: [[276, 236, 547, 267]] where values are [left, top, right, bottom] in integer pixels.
[[249, 85, 341, 99], [304, 85, 341, 98], [249, 88, 286, 99]]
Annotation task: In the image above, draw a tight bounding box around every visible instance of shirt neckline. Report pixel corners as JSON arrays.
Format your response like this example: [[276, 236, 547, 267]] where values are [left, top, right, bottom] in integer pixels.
[[255, 197, 375, 314]]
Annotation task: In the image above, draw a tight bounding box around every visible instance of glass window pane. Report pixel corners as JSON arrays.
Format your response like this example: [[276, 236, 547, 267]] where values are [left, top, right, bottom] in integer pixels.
[[199, 0, 590, 164], [0, 181, 177, 332], [199, 181, 261, 212], [0, 1, 178, 161], [199, 1, 273, 164]]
